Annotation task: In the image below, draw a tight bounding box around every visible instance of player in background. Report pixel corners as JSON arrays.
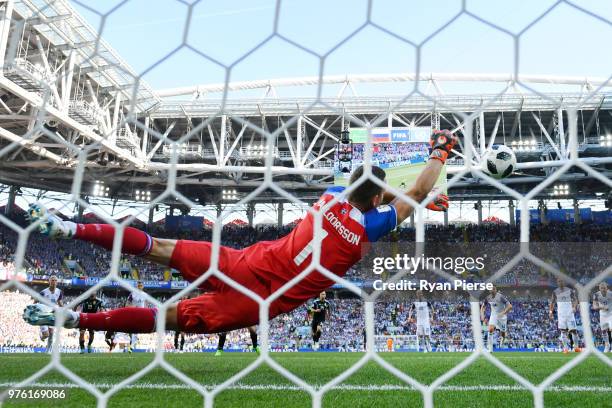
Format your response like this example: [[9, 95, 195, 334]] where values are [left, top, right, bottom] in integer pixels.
[[105, 331, 117, 352], [173, 295, 189, 353], [310, 291, 331, 350], [390, 303, 401, 327], [592, 282, 611, 352], [407, 290, 435, 353], [38, 275, 63, 352], [215, 326, 259, 356], [549, 278, 581, 353], [23, 130, 455, 336], [480, 286, 512, 352], [75, 292, 105, 353], [126, 281, 147, 353], [362, 327, 367, 351], [173, 328, 186, 353]]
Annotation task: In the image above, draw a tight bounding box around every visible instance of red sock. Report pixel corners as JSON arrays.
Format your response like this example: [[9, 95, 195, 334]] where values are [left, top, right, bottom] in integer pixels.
[[79, 308, 156, 333], [74, 224, 153, 256]]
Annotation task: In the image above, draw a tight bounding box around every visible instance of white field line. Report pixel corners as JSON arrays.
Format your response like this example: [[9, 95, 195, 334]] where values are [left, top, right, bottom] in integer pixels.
[[0, 354, 591, 360], [0, 382, 610, 393]]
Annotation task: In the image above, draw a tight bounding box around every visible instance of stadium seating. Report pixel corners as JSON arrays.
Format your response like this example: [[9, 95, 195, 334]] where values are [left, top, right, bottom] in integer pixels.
[[1, 219, 610, 282], [1, 220, 610, 351], [0, 291, 605, 352]]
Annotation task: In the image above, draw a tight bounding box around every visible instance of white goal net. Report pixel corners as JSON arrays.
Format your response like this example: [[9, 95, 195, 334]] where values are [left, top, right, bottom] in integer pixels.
[[0, 0, 611, 407]]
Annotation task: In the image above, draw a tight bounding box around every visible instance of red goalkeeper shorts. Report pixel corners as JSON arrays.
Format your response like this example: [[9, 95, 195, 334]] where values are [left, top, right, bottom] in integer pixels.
[[171, 240, 301, 333]]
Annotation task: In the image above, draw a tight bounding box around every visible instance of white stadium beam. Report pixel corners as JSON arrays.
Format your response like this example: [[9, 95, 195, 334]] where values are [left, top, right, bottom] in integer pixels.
[[146, 162, 332, 176], [0, 125, 65, 163], [446, 157, 612, 174], [0, 0, 14, 68], [531, 112, 563, 159], [155, 73, 612, 98], [0, 76, 144, 168], [0, 167, 331, 188]]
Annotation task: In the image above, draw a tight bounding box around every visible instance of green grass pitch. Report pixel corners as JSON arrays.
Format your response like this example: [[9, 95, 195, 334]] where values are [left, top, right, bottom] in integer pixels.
[[383, 163, 445, 190], [0, 352, 609, 407]]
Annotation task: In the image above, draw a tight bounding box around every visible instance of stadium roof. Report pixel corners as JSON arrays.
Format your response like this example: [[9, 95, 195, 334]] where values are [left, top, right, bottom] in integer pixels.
[[156, 72, 612, 99], [0, 0, 610, 207], [150, 92, 612, 118], [12, 0, 159, 112]]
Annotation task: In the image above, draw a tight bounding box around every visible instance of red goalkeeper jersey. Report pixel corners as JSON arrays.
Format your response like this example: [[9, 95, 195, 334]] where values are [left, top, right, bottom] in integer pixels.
[[242, 186, 397, 304]]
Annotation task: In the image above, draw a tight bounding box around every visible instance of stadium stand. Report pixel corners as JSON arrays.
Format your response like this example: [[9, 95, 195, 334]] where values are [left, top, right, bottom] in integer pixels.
[[2, 222, 610, 352], [1, 290, 607, 352]]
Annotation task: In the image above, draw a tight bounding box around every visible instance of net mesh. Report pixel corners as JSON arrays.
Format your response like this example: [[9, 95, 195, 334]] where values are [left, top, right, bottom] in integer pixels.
[[0, 0, 610, 407]]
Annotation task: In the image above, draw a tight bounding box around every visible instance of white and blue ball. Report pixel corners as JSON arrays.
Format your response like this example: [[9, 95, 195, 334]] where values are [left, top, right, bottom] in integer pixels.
[[483, 145, 516, 179]]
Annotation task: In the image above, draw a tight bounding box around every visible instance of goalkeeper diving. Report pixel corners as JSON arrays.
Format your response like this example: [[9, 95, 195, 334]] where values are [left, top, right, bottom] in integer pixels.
[[22, 130, 456, 335]]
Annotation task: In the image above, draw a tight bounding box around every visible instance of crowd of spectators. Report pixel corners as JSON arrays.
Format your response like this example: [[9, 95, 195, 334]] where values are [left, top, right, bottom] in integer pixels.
[[0, 210, 610, 352], [1, 215, 609, 283], [1, 290, 608, 352], [373, 296, 603, 351], [0, 219, 294, 281]]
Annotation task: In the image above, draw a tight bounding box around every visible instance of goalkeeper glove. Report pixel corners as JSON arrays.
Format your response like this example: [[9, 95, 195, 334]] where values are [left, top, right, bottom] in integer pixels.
[[425, 192, 449, 212], [429, 129, 458, 164]]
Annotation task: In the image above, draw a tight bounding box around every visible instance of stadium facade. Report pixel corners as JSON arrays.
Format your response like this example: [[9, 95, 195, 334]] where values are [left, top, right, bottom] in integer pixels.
[[0, 0, 610, 228]]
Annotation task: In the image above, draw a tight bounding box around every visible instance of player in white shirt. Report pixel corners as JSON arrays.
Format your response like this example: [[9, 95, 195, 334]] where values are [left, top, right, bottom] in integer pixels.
[[592, 282, 611, 353], [549, 278, 580, 353], [480, 286, 512, 352], [38, 275, 63, 352], [406, 291, 435, 352], [126, 281, 147, 352]]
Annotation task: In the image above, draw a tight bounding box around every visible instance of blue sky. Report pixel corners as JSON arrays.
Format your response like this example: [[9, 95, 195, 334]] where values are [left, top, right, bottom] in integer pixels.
[[71, 0, 612, 96]]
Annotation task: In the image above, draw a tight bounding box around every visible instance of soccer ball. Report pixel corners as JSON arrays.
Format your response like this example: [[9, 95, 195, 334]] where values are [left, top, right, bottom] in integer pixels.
[[483, 145, 516, 179]]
